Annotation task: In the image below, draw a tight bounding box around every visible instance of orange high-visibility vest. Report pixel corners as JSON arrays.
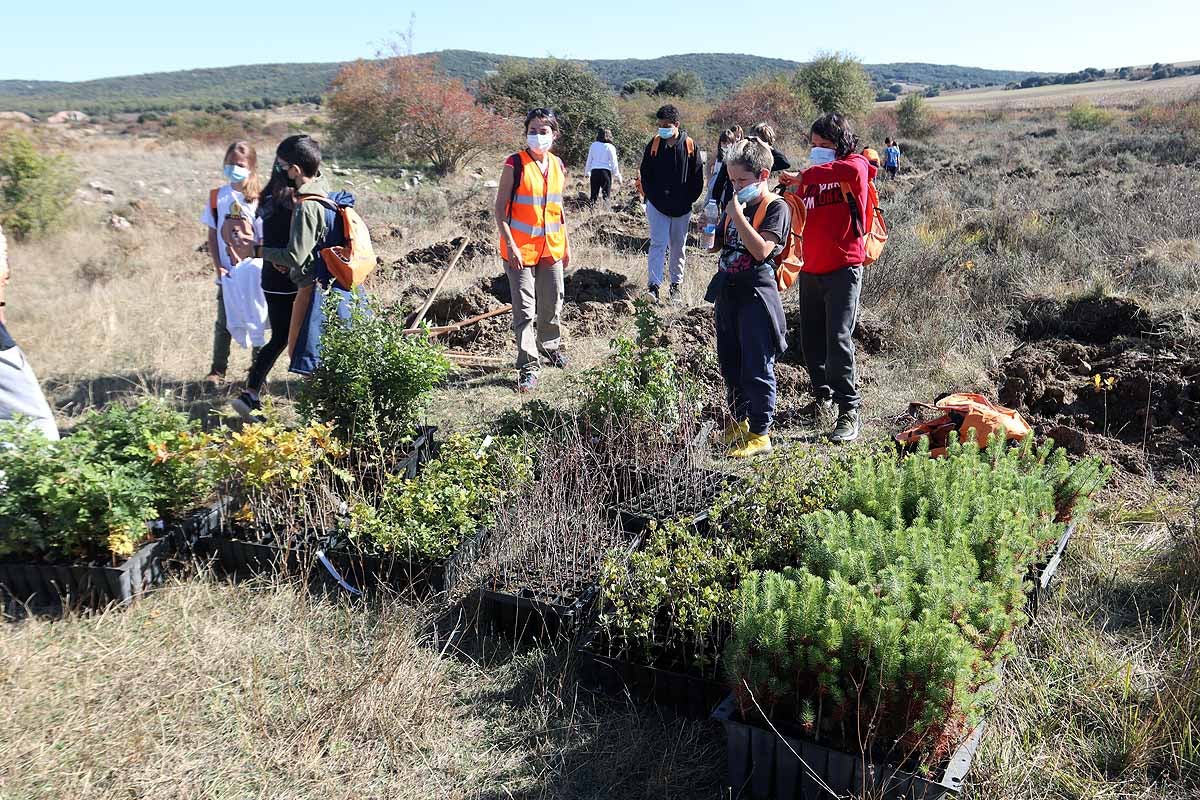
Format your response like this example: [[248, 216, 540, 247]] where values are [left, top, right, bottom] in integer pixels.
[[501, 150, 568, 266]]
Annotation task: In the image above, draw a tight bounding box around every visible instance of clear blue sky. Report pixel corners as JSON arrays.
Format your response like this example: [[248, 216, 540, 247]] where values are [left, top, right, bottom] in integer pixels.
[[5, 0, 1198, 82]]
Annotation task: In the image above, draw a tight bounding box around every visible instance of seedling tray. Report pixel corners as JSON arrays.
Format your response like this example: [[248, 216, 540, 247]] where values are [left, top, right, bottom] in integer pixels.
[[611, 468, 730, 536], [212, 528, 324, 577], [709, 519, 1079, 799], [0, 536, 172, 613], [321, 527, 491, 599], [575, 626, 730, 720], [1029, 520, 1075, 614], [477, 527, 647, 644], [476, 584, 597, 644], [711, 694, 982, 800]]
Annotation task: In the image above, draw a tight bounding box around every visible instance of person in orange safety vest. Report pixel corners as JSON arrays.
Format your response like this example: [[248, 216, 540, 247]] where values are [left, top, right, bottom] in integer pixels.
[[494, 108, 572, 394]]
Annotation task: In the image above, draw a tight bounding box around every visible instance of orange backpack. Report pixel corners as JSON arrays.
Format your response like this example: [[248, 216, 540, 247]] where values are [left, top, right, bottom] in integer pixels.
[[296, 194, 376, 290], [895, 393, 1032, 457], [637, 135, 696, 198], [772, 174, 810, 291], [843, 179, 888, 265], [721, 191, 803, 292]]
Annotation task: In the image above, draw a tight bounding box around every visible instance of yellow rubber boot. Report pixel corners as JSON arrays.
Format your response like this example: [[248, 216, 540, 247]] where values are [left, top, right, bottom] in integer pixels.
[[729, 432, 773, 459], [719, 418, 750, 447]]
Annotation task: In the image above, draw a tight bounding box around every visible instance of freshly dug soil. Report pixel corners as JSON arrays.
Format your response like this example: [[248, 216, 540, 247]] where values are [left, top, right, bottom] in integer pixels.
[[565, 268, 637, 304], [998, 297, 1200, 472], [404, 236, 486, 269], [423, 285, 510, 352], [582, 210, 700, 254]]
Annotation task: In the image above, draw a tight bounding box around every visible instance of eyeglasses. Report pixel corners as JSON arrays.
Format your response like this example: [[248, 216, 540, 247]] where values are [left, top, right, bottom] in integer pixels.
[[528, 107, 556, 119]]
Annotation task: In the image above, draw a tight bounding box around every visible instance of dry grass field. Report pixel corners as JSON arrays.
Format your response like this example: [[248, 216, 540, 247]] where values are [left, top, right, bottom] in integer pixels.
[[884, 73, 1200, 110], [1, 95, 1199, 799]]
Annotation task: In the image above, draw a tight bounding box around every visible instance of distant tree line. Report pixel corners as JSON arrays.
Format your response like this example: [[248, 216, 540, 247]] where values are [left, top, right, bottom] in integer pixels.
[[1005, 62, 1200, 91]]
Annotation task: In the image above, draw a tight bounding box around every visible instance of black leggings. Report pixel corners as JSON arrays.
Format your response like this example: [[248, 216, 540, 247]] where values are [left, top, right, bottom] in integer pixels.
[[246, 291, 297, 392], [590, 169, 612, 204]]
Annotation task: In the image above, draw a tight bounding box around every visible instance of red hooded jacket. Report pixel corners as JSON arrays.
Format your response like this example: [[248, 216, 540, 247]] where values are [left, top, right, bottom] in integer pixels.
[[797, 152, 876, 274]]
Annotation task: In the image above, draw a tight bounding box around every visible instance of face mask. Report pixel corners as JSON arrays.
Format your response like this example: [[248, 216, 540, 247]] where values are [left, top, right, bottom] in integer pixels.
[[658, 127, 676, 139], [224, 164, 250, 183], [736, 183, 762, 205], [527, 133, 553, 153], [810, 147, 837, 166]]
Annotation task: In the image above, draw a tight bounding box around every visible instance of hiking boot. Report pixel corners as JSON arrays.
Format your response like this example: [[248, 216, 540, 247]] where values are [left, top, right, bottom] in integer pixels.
[[516, 372, 539, 394], [545, 350, 569, 369], [647, 284, 661, 301], [828, 409, 860, 444], [231, 391, 264, 422], [729, 432, 773, 459], [718, 418, 750, 447], [669, 283, 682, 304], [798, 398, 835, 426], [203, 371, 226, 388]]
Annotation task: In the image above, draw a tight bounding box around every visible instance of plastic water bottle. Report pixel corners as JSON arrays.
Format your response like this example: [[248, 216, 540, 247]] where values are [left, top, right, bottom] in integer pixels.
[[701, 199, 719, 249]]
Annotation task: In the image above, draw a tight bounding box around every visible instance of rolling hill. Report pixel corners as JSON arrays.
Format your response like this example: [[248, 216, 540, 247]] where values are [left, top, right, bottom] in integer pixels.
[[0, 51, 1050, 115]]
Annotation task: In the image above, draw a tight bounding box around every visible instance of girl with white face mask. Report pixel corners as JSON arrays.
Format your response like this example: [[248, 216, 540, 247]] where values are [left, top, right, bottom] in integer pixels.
[[494, 109, 572, 394], [201, 141, 262, 386], [793, 113, 878, 444]]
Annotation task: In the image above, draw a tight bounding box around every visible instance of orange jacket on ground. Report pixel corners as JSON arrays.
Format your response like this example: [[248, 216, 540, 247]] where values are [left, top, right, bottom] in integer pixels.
[[500, 150, 568, 266]]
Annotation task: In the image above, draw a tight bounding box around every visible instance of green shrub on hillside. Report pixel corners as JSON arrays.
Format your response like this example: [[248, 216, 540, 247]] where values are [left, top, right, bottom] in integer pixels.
[[580, 301, 682, 428], [1068, 102, 1116, 131], [897, 93, 935, 138], [794, 53, 874, 119], [480, 59, 622, 167], [0, 132, 75, 240]]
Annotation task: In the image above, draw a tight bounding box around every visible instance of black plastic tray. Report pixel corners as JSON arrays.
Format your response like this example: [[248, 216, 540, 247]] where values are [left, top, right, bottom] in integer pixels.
[[0, 536, 172, 613], [709, 518, 1081, 798], [575, 626, 729, 720], [610, 468, 730, 536], [712, 694, 982, 800], [321, 527, 491, 599], [475, 585, 597, 643]]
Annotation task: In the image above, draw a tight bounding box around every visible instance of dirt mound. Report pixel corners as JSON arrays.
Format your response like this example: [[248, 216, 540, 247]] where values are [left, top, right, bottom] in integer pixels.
[[1015, 296, 1155, 344], [582, 211, 700, 254], [997, 329, 1200, 471], [781, 305, 890, 363], [404, 237, 486, 268], [424, 285, 510, 353], [565, 268, 637, 304], [563, 300, 631, 336]]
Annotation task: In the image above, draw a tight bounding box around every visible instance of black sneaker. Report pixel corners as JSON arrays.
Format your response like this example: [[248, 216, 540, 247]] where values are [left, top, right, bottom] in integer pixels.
[[829, 409, 860, 444], [669, 283, 682, 303], [798, 398, 835, 426], [647, 284, 660, 301], [231, 391, 264, 422], [545, 350, 569, 369]]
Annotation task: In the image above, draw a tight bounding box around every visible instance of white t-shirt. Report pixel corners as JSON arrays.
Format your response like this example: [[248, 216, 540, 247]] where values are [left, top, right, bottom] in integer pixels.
[[199, 184, 259, 274], [584, 141, 621, 181]]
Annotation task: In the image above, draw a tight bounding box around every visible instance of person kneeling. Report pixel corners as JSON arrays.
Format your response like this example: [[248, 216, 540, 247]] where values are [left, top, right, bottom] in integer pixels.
[[705, 139, 790, 458]]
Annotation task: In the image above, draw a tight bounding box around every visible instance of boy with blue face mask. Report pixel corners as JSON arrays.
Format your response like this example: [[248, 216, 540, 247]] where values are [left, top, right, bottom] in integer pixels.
[[704, 138, 791, 458], [638, 104, 705, 302]]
